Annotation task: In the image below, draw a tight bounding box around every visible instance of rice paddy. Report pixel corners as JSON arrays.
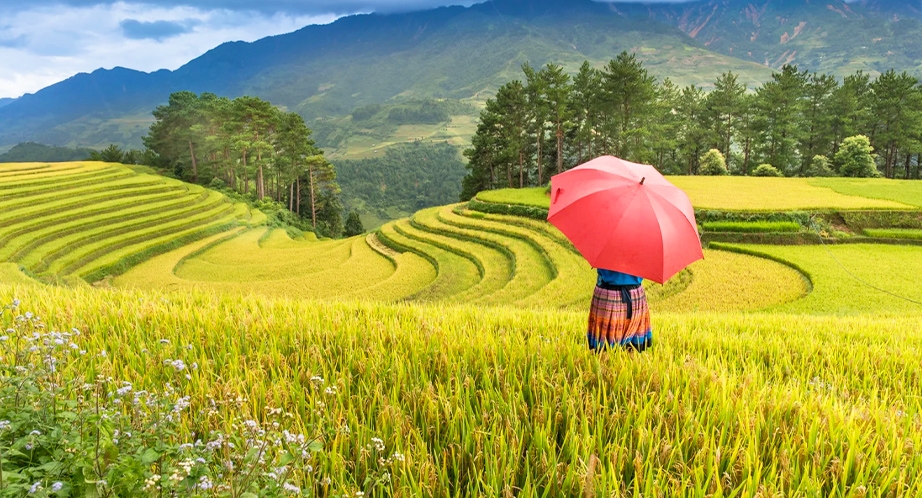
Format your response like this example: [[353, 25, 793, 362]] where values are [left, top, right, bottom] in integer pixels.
[[713, 243, 922, 315], [3, 162, 922, 494], [113, 202, 810, 312], [2, 284, 922, 496], [479, 177, 917, 211], [0, 161, 259, 283]]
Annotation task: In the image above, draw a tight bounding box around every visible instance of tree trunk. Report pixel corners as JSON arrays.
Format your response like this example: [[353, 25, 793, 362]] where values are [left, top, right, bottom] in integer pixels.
[[577, 133, 584, 166], [537, 131, 544, 185], [905, 152, 912, 180], [519, 150, 525, 188], [224, 147, 233, 188], [256, 153, 264, 200], [242, 150, 249, 194], [188, 141, 198, 183], [296, 177, 301, 215], [308, 167, 317, 228], [743, 139, 752, 176], [290, 182, 295, 211], [556, 125, 564, 175]]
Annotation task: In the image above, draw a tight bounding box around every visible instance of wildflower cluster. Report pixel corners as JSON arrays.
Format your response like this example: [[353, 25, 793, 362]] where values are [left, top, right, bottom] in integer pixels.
[[0, 300, 332, 496]]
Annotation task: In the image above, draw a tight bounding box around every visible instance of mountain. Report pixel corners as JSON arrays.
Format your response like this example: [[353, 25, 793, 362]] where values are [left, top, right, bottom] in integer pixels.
[[0, 0, 773, 150], [615, 0, 922, 76], [2, 0, 922, 150], [0, 98, 13, 109]]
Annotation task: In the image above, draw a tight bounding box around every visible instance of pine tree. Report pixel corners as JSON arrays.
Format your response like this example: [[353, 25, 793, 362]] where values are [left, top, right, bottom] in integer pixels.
[[344, 212, 364, 237]]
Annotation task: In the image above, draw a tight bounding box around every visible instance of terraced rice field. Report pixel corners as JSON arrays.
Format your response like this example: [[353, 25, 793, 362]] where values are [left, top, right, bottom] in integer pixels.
[[0, 162, 258, 283], [116, 202, 807, 311], [714, 243, 922, 315], [115, 227, 436, 302], [479, 177, 919, 211]]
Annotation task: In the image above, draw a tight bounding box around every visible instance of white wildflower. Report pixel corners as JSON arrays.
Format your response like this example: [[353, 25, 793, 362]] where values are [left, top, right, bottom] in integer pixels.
[[51, 482, 63, 492], [198, 476, 213, 490]]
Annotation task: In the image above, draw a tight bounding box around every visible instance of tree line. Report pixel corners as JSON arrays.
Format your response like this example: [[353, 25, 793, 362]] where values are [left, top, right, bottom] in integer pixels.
[[462, 52, 922, 199], [142, 91, 344, 237]]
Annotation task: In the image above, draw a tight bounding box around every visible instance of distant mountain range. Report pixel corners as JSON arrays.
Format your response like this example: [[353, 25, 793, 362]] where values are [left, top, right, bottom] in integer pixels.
[[2, 0, 922, 150]]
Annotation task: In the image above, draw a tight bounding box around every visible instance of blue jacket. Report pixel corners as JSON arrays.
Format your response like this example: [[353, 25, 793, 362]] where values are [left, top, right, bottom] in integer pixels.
[[596, 268, 643, 287]]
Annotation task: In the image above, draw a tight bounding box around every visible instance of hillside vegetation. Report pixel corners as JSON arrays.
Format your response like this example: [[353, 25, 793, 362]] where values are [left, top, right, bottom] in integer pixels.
[[334, 143, 468, 229]]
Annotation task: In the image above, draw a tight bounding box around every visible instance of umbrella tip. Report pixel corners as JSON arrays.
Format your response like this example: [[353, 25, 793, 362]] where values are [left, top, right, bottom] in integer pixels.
[[640, 177, 646, 185]]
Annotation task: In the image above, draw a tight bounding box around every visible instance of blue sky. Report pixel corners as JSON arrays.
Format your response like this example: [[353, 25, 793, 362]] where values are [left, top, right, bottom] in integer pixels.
[[0, 0, 702, 99]]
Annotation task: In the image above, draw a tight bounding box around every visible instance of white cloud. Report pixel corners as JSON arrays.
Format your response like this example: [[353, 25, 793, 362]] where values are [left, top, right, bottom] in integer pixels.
[[0, 3, 339, 98]]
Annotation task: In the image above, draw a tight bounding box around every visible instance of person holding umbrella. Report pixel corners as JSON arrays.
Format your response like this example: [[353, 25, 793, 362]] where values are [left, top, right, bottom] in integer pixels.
[[588, 267, 651, 351], [547, 156, 703, 352]]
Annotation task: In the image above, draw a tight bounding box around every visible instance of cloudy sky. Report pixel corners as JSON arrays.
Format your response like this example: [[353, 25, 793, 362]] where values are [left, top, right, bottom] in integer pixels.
[[0, 0, 699, 100]]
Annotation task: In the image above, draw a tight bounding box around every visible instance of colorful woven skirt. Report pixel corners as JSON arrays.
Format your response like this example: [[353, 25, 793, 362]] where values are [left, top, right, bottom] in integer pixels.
[[587, 284, 652, 351]]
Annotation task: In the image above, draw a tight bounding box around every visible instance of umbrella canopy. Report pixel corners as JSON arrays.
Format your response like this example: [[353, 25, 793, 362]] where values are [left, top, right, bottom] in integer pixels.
[[547, 155, 703, 284]]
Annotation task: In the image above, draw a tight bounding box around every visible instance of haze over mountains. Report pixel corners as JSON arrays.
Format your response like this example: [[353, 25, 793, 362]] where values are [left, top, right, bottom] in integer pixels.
[[2, 0, 922, 150]]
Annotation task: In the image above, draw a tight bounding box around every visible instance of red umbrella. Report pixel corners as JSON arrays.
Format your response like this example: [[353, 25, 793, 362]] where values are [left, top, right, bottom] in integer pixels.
[[547, 155, 703, 284]]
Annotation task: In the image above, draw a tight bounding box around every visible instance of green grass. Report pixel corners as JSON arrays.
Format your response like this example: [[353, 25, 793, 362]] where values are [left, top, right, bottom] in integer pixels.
[[702, 221, 802, 233], [863, 228, 922, 240]]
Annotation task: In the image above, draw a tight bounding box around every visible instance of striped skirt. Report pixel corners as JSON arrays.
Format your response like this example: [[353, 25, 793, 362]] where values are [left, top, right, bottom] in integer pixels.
[[587, 284, 652, 352]]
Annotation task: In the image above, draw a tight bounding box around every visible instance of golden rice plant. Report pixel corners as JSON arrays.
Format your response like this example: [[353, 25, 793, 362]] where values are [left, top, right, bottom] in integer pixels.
[[2, 283, 922, 495]]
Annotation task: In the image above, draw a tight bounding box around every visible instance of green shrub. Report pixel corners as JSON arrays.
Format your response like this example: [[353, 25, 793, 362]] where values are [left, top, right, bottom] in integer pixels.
[[344, 211, 365, 237], [806, 155, 836, 177], [702, 221, 802, 233], [699, 149, 728, 176], [863, 228, 922, 240], [836, 135, 880, 178], [753, 164, 783, 177]]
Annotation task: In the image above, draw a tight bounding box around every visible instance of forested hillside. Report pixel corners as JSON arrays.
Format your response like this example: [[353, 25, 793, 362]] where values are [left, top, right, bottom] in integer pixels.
[[463, 53, 922, 198], [335, 143, 466, 228], [0, 142, 96, 163]]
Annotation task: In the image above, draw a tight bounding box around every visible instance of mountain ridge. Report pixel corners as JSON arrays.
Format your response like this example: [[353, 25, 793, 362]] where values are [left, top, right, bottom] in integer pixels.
[[2, 0, 922, 150]]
